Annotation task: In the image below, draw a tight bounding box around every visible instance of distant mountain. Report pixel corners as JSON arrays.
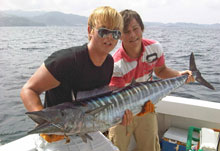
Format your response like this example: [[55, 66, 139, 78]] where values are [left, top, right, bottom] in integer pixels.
[[0, 12, 45, 26], [0, 10, 88, 26], [2, 10, 46, 17], [31, 11, 88, 26], [0, 10, 219, 28], [144, 22, 220, 28]]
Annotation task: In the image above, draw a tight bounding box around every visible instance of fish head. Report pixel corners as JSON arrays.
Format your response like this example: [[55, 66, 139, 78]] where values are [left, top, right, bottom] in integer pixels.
[[26, 103, 91, 135]]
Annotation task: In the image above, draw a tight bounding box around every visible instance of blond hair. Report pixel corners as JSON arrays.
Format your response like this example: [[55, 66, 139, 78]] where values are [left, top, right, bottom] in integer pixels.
[[88, 6, 123, 40]]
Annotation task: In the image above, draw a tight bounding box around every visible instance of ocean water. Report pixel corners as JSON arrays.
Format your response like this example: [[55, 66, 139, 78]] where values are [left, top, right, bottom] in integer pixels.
[[0, 26, 219, 145]]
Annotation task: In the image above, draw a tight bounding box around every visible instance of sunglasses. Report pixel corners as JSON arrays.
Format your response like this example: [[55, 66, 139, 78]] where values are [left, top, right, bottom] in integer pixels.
[[95, 28, 121, 40]]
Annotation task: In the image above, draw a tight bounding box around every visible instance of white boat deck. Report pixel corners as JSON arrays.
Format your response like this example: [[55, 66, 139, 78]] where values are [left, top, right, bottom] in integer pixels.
[[0, 96, 220, 151], [0, 134, 39, 151], [156, 96, 220, 138]]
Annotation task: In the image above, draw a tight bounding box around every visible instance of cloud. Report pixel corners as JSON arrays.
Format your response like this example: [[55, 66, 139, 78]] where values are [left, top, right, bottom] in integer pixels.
[[1, 0, 219, 24]]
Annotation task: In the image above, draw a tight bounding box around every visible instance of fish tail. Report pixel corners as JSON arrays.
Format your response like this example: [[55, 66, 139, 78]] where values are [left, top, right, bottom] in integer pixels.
[[190, 52, 215, 90]]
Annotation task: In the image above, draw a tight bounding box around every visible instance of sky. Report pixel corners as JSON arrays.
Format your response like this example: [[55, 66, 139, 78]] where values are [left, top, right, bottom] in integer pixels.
[[1, 0, 220, 24]]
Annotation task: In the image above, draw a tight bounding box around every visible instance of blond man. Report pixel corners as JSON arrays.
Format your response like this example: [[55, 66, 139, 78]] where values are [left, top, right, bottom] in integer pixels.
[[21, 6, 123, 151]]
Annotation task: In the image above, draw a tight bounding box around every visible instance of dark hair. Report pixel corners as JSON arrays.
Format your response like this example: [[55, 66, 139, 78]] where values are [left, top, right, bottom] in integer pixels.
[[120, 9, 144, 33]]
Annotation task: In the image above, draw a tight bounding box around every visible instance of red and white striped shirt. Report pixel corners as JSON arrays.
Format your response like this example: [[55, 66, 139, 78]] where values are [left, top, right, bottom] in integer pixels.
[[110, 38, 165, 88]]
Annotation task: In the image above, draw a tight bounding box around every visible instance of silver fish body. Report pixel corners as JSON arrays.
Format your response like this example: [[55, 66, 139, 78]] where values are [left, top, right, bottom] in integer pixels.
[[85, 74, 189, 131], [27, 76, 187, 135]]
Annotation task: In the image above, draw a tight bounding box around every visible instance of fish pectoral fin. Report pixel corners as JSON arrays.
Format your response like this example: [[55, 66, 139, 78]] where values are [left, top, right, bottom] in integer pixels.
[[85, 102, 112, 116], [78, 133, 93, 143], [76, 85, 117, 100]]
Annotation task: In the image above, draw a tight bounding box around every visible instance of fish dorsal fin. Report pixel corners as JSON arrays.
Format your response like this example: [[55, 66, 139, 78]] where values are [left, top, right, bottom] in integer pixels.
[[76, 85, 118, 100]]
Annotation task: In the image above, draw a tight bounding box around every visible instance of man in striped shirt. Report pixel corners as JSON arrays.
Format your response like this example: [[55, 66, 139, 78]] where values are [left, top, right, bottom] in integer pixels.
[[108, 9, 194, 151]]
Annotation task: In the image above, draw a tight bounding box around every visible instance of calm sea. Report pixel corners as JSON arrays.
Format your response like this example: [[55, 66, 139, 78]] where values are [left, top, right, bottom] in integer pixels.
[[0, 26, 219, 145]]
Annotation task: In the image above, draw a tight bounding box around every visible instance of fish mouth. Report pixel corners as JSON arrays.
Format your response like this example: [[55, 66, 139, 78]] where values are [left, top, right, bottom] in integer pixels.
[[26, 107, 64, 124], [28, 122, 62, 134], [26, 111, 48, 125], [26, 112, 65, 134]]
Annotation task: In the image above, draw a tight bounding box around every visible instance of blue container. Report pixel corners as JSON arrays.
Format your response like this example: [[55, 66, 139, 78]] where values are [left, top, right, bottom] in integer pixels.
[[161, 139, 186, 151]]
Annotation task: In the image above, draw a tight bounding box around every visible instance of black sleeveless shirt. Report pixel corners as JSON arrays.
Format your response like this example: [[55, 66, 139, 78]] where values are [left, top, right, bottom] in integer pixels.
[[44, 44, 113, 107]]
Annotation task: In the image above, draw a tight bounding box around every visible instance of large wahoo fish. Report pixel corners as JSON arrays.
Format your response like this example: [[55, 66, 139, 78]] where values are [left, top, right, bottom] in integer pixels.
[[26, 53, 215, 142]]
